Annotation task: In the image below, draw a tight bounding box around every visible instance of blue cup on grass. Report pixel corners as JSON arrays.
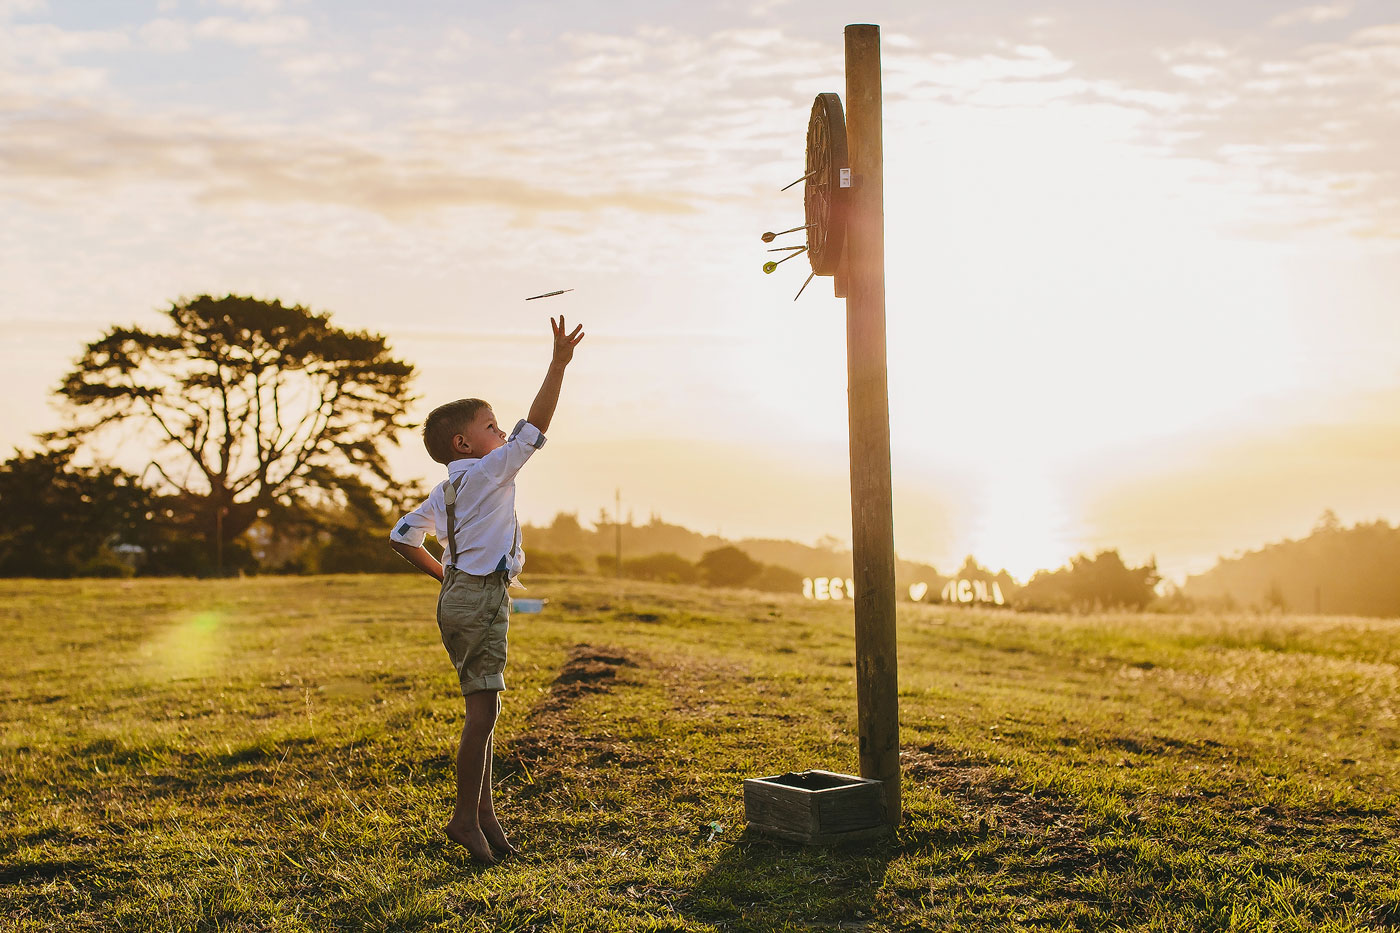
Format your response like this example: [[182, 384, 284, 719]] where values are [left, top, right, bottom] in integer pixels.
[[511, 598, 546, 614]]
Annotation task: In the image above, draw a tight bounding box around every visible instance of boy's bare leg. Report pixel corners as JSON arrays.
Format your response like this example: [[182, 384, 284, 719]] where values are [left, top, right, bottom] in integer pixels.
[[444, 690, 498, 864], [478, 727, 518, 856]]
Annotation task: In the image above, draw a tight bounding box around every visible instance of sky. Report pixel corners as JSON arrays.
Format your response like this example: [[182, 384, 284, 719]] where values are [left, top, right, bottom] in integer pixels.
[[2, 0, 1398, 583]]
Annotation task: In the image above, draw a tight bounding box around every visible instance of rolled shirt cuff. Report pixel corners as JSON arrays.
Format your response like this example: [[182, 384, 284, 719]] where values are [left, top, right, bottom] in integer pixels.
[[389, 520, 428, 547], [509, 419, 547, 449]]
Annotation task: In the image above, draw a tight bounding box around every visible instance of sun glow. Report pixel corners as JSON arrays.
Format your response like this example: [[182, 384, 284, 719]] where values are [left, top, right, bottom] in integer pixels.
[[963, 467, 1081, 581], [869, 87, 1309, 575]]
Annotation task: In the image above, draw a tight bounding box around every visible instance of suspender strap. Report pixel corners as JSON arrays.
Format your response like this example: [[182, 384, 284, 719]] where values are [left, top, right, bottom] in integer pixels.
[[442, 474, 513, 577], [442, 477, 460, 569]]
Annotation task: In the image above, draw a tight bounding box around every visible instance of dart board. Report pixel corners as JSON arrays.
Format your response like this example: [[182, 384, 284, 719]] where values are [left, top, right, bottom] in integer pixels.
[[805, 92, 849, 276]]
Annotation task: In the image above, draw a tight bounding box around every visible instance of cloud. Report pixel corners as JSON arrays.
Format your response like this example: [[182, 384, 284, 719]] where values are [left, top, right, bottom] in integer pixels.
[[138, 18, 190, 52], [135, 12, 313, 53], [191, 14, 307, 46], [6, 9, 1398, 247], [0, 21, 127, 99], [219, 0, 283, 11], [0, 102, 696, 220], [1121, 19, 1400, 239], [279, 51, 353, 78], [0, 0, 45, 19], [0, 22, 129, 65], [1354, 22, 1400, 43], [1270, 2, 1354, 28]]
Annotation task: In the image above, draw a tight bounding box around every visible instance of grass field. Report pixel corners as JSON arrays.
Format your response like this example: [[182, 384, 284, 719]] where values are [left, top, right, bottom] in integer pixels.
[[2, 575, 1399, 932]]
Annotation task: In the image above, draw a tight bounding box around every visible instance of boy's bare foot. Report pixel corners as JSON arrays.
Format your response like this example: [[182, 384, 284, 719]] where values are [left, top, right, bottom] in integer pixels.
[[445, 821, 497, 864], [479, 812, 519, 857]]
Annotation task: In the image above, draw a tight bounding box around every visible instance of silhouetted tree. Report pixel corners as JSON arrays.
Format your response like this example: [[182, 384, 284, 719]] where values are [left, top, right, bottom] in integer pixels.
[[520, 551, 585, 576], [624, 552, 700, 584], [749, 562, 804, 593], [0, 447, 154, 577], [698, 545, 762, 588], [1015, 549, 1159, 612], [956, 555, 993, 581], [546, 512, 591, 554], [1068, 550, 1159, 608], [53, 295, 415, 573], [1314, 509, 1342, 535]]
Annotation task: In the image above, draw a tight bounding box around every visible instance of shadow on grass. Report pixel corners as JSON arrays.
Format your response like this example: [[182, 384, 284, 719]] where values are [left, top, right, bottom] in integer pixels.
[[676, 744, 1147, 931], [0, 858, 96, 885], [680, 830, 895, 932]]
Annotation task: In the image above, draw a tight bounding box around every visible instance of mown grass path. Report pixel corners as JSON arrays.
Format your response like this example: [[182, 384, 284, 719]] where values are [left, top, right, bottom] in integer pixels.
[[2, 576, 1398, 931]]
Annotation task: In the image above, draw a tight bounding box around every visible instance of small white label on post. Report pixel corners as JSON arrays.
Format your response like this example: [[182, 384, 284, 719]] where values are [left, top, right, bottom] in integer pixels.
[[839, 168, 852, 188]]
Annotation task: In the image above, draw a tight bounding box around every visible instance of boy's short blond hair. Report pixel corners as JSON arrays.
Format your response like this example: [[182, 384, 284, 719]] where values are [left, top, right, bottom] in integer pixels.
[[423, 398, 490, 465]]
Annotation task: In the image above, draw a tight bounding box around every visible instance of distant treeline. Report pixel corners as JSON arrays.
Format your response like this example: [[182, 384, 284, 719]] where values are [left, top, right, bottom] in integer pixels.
[[522, 513, 1165, 611], [5, 295, 1395, 616], [1183, 512, 1400, 617], [521, 512, 943, 591], [0, 445, 938, 586], [530, 544, 804, 593], [6, 447, 1395, 617], [0, 445, 1139, 607]]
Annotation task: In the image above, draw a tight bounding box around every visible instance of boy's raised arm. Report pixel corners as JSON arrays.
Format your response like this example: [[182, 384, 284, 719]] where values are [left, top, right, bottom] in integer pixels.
[[525, 316, 584, 435]]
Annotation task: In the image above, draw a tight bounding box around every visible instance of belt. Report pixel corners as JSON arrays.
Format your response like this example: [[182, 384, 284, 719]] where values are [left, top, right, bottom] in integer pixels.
[[445, 565, 510, 582]]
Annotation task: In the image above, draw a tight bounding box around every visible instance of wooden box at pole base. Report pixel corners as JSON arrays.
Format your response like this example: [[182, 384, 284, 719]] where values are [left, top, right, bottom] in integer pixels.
[[743, 770, 889, 844]]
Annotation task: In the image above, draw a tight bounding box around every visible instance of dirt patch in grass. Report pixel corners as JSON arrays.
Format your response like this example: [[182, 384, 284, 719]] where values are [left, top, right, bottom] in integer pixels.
[[902, 743, 1103, 873], [616, 611, 665, 623], [502, 644, 643, 791], [534, 644, 639, 714]]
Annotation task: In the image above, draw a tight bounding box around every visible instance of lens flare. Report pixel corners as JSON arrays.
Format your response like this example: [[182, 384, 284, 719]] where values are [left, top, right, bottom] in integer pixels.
[[145, 610, 223, 679]]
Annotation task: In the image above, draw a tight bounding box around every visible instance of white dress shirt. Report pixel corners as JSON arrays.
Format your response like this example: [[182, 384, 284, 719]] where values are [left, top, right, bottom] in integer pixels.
[[390, 420, 546, 578]]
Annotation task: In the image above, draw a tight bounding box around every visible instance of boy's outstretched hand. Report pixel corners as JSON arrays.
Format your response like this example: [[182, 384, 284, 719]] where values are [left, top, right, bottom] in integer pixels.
[[527, 316, 583, 434], [551, 316, 585, 366]]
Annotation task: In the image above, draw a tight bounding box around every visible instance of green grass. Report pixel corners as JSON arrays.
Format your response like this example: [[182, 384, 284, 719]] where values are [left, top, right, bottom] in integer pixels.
[[2, 575, 1398, 931]]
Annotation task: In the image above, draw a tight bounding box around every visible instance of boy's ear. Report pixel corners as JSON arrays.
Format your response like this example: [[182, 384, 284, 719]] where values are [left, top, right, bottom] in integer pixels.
[[453, 433, 469, 455]]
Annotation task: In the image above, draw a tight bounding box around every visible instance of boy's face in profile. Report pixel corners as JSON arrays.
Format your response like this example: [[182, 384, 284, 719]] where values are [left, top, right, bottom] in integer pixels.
[[456, 406, 507, 460]]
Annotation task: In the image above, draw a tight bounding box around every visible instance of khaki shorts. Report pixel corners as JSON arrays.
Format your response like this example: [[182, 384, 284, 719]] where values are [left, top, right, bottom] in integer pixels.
[[436, 567, 511, 695]]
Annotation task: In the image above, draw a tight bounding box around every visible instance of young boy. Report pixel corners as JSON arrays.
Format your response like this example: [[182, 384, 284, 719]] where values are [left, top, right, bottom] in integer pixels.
[[389, 315, 584, 864]]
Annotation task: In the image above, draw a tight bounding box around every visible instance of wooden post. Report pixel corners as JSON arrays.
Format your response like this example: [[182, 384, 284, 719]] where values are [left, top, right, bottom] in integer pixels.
[[843, 23, 900, 827]]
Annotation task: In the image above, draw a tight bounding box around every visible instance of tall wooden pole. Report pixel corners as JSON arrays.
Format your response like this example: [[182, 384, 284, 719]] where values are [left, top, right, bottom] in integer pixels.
[[844, 23, 900, 827]]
